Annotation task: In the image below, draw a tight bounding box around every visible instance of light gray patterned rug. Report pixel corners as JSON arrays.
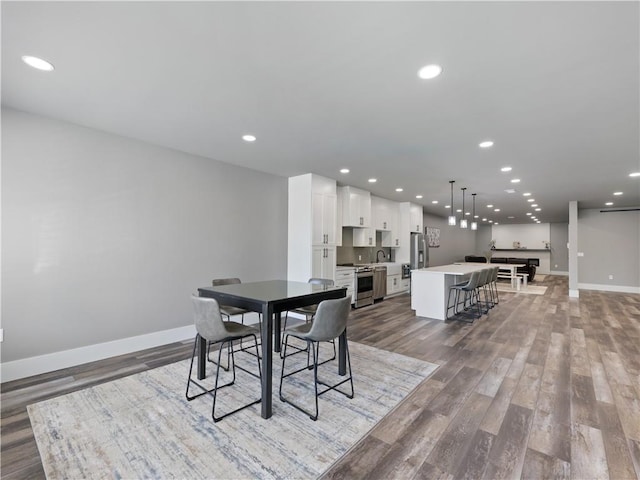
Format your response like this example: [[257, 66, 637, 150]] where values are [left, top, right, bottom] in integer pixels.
[[28, 341, 438, 479]]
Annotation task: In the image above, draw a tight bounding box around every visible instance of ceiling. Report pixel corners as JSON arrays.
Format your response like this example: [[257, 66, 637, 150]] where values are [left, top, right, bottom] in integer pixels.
[[2, 1, 639, 224]]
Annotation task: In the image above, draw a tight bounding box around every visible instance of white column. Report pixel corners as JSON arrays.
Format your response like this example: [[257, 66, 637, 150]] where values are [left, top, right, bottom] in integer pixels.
[[568, 201, 579, 297]]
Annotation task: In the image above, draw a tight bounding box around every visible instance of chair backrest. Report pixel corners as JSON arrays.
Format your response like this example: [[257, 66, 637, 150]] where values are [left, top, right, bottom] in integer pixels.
[[304, 296, 351, 342], [212, 278, 241, 287], [191, 295, 228, 342], [478, 269, 490, 286], [464, 270, 482, 290], [491, 266, 499, 282], [308, 278, 334, 287]]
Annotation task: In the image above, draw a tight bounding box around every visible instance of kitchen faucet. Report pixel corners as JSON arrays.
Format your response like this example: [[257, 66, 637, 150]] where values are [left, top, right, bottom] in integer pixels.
[[376, 249, 386, 263]]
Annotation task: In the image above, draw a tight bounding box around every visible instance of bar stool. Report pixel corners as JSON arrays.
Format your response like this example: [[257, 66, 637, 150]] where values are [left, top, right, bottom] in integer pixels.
[[446, 270, 482, 322]]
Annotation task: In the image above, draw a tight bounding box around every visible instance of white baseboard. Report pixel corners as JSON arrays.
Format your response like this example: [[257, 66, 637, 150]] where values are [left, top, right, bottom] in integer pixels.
[[569, 289, 580, 298], [578, 283, 640, 294], [1, 324, 196, 383], [550, 271, 569, 276]]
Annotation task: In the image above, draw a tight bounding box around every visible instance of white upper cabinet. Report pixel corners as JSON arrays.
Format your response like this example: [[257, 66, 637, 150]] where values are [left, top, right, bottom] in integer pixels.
[[353, 227, 375, 247], [339, 186, 371, 227], [408, 203, 424, 233], [371, 196, 392, 231], [373, 196, 400, 248], [312, 191, 337, 245]]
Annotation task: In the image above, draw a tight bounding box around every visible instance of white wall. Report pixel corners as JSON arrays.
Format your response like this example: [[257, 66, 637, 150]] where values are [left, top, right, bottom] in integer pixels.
[[492, 223, 551, 250], [578, 208, 640, 291], [1, 108, 288, 366]]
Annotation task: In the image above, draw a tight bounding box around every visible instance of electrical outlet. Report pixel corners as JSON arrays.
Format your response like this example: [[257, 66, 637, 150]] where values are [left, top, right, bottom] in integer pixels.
[[358, 255, 362, 261], [554, 264, 558, 268], [578, 252, 585, 257], [609, 274, 614, 280]]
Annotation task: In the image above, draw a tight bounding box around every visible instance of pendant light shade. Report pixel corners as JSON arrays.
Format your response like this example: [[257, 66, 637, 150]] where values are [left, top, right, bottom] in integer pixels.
[[471, 193, 478, 230], [448, 181, 456, 226], [460, 187, 468, 229]]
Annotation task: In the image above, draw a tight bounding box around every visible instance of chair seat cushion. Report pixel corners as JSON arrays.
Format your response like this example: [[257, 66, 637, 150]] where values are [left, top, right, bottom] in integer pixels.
[[283, 322, 313, 340], [291, 305, 318, 316], [219, 321, 260, 340]]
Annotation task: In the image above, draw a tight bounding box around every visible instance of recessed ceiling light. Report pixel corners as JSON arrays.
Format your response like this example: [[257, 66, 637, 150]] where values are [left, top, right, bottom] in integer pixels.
[[605, 202, 614, 206], [482, 218, 487, 221], [494, 208, 500, 212], [416, 195, 423, 199], [507, 216, 515, 219], [465, 212, 471, 216], [494, 222, 499, 225], [531, 204, 538, 207], [444, 204, 450, 208], [417, 64, 443, 80], [242, 134, 256, 142], [527, 198, 535, 202], [505, 189, 516, 194], [526, 213, 532, 216], [340, 168, 350, 174], [489, 220, 493, 223], [456, 209, 462, 213], [501, 166, 512, 172], [613, 191, 623, 195], [368, 178, 377, 183], [395, 188, 403, 192], [630, 172, 640, 177], [523, 192, 531, 196], [431, 200, 438, 204], [21, 55, 54, 71], [474, 215, 479, 219], [511, 178, 521, 183], [535, 208, 541, 211], [479, 140, 494, 148], [487, 204, 493, 208]]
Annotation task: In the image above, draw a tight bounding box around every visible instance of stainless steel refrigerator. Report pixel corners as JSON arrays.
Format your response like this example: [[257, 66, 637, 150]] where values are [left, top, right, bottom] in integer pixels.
[[410, 233, 428, 270]]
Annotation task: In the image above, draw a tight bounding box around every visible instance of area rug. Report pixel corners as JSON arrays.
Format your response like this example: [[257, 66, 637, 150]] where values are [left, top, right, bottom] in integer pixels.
[[28, 342, 438, 479]]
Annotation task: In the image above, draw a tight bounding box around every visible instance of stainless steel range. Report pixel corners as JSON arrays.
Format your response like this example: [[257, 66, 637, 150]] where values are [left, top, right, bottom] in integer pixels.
[[354, 265, 374, 308]]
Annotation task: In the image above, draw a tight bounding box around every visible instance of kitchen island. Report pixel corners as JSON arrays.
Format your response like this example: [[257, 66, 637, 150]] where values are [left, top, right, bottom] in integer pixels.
[[411, 264, 489, 320]]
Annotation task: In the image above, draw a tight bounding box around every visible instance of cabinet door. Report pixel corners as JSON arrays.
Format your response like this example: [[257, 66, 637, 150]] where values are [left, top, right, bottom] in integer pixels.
[[341, 186, 371, 227], [312, 246, 336, 280], [353, 228, 375, 247], [312, 193, 337, 245], [323, 194, 337, 245], [410, 204, 423, 233], [372, 196, 391, 231]]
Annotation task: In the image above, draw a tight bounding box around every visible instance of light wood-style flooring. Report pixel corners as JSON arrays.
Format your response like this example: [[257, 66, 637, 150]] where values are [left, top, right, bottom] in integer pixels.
[[2, 275, 640, 479]]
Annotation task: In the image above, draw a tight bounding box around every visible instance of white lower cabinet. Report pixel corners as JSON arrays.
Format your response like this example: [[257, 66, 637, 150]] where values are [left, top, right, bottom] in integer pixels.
[[387, 274, 400, 295], [335, 267, 355, 303], [311, 246, 336, 280]]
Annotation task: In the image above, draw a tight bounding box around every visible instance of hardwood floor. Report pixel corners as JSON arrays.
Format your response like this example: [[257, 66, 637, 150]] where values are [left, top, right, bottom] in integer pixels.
[[2, 275, 639, 479]]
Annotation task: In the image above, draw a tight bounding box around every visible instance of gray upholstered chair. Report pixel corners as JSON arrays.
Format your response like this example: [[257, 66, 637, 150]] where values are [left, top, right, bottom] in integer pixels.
[[281, 277, 336, 359], [186, 295, 262, 422], [211, 277, 262, 359], [279, 296, 354, 421]]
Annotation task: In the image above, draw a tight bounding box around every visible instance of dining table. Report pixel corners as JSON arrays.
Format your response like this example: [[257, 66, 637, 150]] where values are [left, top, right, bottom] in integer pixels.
[[197, 280, 347, 419]]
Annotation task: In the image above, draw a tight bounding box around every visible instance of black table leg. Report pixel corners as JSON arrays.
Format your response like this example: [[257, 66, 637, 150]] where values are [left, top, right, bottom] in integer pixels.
[[261, 304, 273, 419], [197, 335, 206, 380], [274, 312, 281, 352], [338, 328, 347, 375]]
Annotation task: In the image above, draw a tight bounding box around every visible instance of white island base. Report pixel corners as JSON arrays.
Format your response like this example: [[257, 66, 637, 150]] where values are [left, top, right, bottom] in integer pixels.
[[411, 264, 489, 320]]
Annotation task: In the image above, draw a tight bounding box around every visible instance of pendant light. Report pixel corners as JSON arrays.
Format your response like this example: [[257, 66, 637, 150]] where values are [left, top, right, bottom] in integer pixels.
[[448, 180, 456, 226], [471, 193, 478, 230], [460, 187, 468, 229]]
